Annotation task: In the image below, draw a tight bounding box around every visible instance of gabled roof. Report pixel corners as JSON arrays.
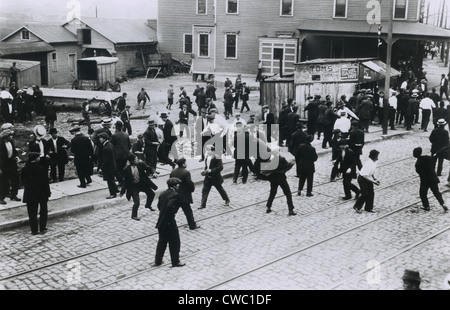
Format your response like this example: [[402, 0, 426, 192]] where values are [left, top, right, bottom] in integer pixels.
[[298, 20, 450, 41], [2, 24, 77, 43], [64, 17, 157, 44]]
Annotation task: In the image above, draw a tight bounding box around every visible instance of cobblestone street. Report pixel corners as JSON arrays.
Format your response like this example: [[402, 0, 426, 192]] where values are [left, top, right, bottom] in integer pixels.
[[1, 130, 449, 290]]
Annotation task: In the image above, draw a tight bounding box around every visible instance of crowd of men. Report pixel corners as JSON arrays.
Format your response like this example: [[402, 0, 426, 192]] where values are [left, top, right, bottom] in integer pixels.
[[1, 68, 450, 271]]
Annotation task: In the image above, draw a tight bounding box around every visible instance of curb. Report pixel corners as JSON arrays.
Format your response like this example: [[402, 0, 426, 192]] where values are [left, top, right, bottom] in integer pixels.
[[0, 165, 236, 232], [0, 130, 410, 232]]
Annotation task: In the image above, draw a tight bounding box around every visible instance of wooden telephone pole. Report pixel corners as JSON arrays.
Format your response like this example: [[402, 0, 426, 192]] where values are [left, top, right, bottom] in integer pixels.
[[383, 0, 394, 135]]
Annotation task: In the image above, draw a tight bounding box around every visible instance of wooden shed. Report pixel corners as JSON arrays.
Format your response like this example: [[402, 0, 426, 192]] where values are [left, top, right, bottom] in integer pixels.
[[260, 75, 295, 123], [0, 59, 41, 89], [294, 58, 401, 112]]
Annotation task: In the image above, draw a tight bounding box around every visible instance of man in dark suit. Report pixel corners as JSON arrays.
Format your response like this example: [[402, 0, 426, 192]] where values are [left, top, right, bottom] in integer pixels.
[[278, 101, 290, 147], [240, 82, 251, 113], [413, 147, 448, 212], [98, 132, 119, 199], [348, 120, 365, 170], [429, 118, 450, 176], [440, 74, 449, 101], [120, 105, 132, 135], [47, 128, 70, 182], [143, 120, 160, 176], [261, 105, 275, 143], [195, 87, 207, 112], [261, 154, 296, 216], [70, 126, 93, 188], [152, 177, 185, 268], [120, 153, 158, 220], [285, 105, 299, 148], [433, 101, 448, 128], [289, 121, 307, 156], [116, 93, 127, 113], [159, 113, 177, 169], [198, 145, 230, 209], [110, 121, 131, 186], [170, 158, 200, 230], [0, 128, 20, 204], [295, 134, 318, 197], [21, 152, 51, 235], [44, 101, 57, 131], [336, 140, 360, 200], [232, 123, 251, 184]]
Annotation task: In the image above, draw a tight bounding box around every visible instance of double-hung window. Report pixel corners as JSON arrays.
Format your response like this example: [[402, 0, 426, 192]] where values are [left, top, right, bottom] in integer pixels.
[[183, 34, 193, 54], [394, 0, 408, 19], [334, 0, 348, 18], [227, 0, 238, 14], [225, 34, 237, 59], [280, 0, 294, 16], [197, 0, 207, 15]]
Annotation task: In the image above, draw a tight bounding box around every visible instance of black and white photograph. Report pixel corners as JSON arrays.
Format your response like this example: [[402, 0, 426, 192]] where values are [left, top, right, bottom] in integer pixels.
[[1, 0, 450, 296]]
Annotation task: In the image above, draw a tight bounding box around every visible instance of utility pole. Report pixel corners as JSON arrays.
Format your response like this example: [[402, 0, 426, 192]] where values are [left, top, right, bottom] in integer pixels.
[[383, 0, 394, 135]]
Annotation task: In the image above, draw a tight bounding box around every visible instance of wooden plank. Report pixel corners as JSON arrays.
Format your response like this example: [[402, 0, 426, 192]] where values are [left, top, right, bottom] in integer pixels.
[[41, 88, 115, 101]]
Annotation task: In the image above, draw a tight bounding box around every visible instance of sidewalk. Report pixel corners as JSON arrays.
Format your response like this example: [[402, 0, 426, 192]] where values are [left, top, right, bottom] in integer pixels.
[[0, 125, 410, 232]]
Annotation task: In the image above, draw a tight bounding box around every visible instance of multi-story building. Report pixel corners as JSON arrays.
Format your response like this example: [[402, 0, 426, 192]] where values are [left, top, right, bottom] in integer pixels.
[[158, 0, 450, 78]]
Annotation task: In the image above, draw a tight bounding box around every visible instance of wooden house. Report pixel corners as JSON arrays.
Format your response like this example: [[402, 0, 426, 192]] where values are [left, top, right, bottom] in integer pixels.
[[157, 0, 450, 79], [63, 17, 158, 77], [1, 23, 81, 87]]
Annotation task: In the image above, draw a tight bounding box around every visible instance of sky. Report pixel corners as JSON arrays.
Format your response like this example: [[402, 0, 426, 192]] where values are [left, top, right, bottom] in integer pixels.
[[0, 0, 448, 27], [0, 0, 158, 20]]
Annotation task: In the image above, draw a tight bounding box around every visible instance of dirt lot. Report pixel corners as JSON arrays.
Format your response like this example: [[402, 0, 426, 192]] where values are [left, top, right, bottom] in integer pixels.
[[9, 72, 262, 183]]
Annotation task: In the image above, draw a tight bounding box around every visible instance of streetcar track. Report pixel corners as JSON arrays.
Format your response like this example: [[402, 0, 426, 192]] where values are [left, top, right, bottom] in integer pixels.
[[327, 225, 450, 290], [0, 152, 438, 287], [95, 178, 445, 290]]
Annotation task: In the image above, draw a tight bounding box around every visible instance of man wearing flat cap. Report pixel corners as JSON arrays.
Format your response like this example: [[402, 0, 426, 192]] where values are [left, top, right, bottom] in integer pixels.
[[170, 158, 200, 230], [0, 128, 20, 204], [47, 128, 70, 182], [70, 126, 94, 188], [153, 177, 185, 267]]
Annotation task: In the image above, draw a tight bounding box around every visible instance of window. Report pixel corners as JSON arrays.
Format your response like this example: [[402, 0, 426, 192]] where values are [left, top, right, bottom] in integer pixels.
[[197, 0, 207, 15], [225, 34, 237, 59], [280, 0, 293, 16], [199, 33, 209, 57], [227, 0, 238, 14], [183, 34, 193, 54], [51, 53, 58, 71], [394, 0, 407, 19], [21, 30, 30, 40], [82, 29, 91, 44], [334, 0, 347, 18]]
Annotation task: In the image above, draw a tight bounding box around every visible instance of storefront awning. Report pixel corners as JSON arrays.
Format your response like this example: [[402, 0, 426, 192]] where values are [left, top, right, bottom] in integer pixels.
[[361, 60, 401, 78], [298, 20, 450, 42]]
